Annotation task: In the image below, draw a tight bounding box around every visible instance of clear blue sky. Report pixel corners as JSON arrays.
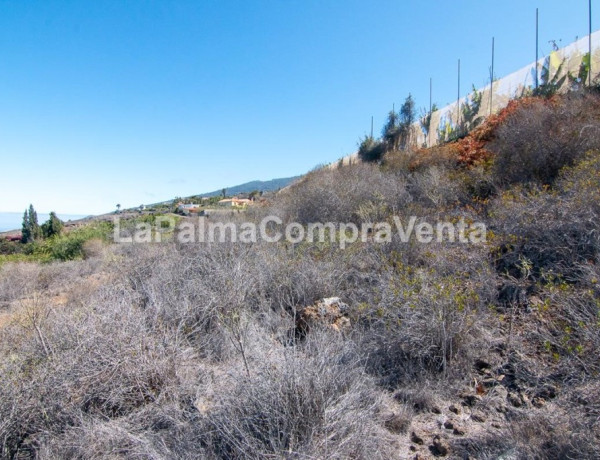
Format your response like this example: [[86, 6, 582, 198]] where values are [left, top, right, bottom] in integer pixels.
[[0, 0, 593, 215]]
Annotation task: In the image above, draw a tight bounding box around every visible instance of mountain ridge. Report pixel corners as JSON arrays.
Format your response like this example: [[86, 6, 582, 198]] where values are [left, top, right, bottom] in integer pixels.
[[198, 176, 301, 198]]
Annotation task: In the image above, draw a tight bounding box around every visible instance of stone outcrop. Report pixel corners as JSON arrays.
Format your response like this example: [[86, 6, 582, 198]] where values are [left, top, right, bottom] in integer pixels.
[[294, 297, 351, 339]]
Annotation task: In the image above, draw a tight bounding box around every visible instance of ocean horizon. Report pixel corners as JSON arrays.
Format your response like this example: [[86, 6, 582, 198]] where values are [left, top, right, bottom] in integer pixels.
[[0, 212, 88, 233]]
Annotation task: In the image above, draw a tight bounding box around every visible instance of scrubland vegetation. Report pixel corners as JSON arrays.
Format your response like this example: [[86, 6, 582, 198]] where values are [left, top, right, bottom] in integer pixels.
[[0, 222, 112, 265], [2, 89, 600, 458]]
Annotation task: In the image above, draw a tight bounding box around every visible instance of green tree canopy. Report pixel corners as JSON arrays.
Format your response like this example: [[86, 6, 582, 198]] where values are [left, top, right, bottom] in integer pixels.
[[382, 110, 400, 151], [21, 204, 42, 243], [358, 135, 385, 162], [41, 212, 64, 238]]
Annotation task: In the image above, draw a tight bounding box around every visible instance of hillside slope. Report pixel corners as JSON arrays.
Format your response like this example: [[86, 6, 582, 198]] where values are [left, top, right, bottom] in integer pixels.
[[1, 90, 600, 459], [199, 175, 301, 197]]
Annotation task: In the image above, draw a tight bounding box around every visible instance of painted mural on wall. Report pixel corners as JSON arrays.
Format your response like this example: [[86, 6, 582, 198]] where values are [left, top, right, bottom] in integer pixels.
[[415, 31, 600, 149]]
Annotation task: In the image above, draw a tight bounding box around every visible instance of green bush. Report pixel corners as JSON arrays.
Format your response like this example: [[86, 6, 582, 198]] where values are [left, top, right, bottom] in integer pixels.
[[358, 136, 385, 162], [35, 222, 113, 262], [40, 212, 64, 238]]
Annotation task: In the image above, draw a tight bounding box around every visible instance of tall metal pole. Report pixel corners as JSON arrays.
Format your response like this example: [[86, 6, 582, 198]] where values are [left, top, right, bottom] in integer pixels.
[[429, 77, 432, 115], [457, 59, 461, 127], [590, 0, 593, 87], [535, 8, 539, 90], [490, 37, 495, 115], [429, 77, 432, 146]]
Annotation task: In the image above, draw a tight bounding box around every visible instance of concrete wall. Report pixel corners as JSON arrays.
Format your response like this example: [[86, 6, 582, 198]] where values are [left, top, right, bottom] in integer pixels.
[[414, 30, 600, 148]]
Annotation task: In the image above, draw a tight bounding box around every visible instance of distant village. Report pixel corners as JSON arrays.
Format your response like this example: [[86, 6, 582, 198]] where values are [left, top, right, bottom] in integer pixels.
[[176, 196, 254, 216], [0, 191, 273, 241], [171, 190, 272, 217]]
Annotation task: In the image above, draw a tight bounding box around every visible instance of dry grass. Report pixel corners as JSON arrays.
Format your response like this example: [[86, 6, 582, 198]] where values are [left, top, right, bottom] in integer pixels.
[[1, 92, 600, 458], [490, 91, 600, 186]]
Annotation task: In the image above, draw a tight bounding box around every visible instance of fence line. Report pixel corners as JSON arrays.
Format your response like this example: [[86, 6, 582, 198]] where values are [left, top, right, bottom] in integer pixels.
[[415, 30, 600, 148], [333, 30, 600, 168]]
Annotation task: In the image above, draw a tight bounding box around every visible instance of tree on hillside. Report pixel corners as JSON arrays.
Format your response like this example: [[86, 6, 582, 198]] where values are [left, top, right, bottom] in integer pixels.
[[21, 210, 30, 243], [357, 135, 385, 162], [382, 109, 400, 151], [21, 204, 42, 243], [41, 212, 64, 238], [116, 204, 121, 213], [381, 94, 416, 153], [399, 94, 416, 149]]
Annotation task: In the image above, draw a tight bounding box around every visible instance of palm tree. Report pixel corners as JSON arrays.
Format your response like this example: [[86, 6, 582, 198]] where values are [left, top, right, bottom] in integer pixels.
[[116, 204, 121, 214]]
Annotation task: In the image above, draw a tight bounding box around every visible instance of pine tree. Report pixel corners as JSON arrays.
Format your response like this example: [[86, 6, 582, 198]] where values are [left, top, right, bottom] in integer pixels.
[[21, 204, 42, 243], [29, 204, 41, 240], [41, 212, 63, 238], [21, 209, 31, 243], [399, 94, 416, 149], [382, 110, 400, 151]]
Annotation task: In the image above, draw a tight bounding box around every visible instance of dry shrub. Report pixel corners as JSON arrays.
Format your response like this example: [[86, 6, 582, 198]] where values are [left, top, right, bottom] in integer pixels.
[[448, 97, 532, 167], [488, 150, 600, 398], [272, 163, 410, 225], [254, 243, 352, 313], [115, 240, 370, 359], [392, 385, 439, 414], [457, 163, 497, 201], [385, 148, 470, 209], [490, 91, 600, 186], [408, 164, 462, 208], [453, 410, 599, 460], [82, 237, 106, 259], [0, 259, 97, 309], [360, 245, 496, 387], [384, 145, 458, 172], [520, 267, 600, 377], [37, 404, 205, 459], [273, 158, 468, 229], [492, 150, 600, 283], [0, 262, 41, 307], [0, 286, 194, 458], [203, 331, 396, 459], [39, 419, 171, 459], [492, 191, 598, 282], [115, 242, 259, 361]]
